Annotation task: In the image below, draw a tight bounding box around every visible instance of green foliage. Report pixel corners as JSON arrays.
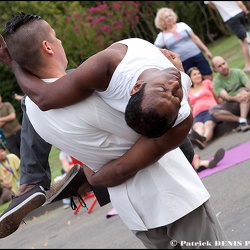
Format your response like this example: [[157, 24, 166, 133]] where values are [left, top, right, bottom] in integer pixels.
[[55, 1, 141, 67], [0, 1, 66, 27]]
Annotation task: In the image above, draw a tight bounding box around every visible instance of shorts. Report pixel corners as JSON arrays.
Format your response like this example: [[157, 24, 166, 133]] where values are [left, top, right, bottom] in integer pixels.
[[209, 101, 240, 116], [132, 200, 227, 249], [182, 52, 213, 76], [193, 110, 218, 124], [226, 12, 248, 41]]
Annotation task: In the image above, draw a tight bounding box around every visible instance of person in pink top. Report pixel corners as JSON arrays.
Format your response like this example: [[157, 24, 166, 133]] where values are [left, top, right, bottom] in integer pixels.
[[187, 67, 222, 148]]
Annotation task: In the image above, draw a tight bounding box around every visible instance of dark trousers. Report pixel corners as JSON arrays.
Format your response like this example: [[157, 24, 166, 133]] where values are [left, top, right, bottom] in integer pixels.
[[6, 129, 21, 158], [20, 96, 52, 190]]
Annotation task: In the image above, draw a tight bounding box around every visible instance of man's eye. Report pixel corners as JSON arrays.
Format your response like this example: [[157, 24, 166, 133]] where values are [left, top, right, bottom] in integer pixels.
[[156, 86, 166, 91]]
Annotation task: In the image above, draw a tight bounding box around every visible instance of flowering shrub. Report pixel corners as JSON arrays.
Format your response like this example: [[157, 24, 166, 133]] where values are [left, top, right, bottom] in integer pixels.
[[57, 1, 141, 67]]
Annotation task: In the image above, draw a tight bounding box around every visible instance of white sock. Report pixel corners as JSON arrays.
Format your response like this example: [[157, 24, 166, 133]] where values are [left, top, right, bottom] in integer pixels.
[[238, 117, 247, 124]]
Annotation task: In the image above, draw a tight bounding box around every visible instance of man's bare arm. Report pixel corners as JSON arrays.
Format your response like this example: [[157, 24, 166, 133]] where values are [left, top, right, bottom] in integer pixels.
[[9, 61, 96, 110], [83, 113, 193, 187], [0, 34, 111, 110], [237, 1, 249, 15]]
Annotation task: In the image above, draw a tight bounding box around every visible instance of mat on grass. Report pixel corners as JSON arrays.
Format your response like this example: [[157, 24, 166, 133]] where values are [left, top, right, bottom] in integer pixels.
[[198, 141, 250, 179]]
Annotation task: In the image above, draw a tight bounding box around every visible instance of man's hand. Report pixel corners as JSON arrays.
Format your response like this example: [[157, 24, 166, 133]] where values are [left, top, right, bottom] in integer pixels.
[[236, 89, 250, 102], [159, 48, 184, 72], [0, 34, 13, 66], [82, 165, 96, 185]]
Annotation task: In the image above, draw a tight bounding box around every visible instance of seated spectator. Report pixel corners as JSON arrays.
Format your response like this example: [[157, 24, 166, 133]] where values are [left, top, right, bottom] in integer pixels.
[[187, 67, 222, 149], [192, 148, 225, 173], [0, 143, 20, 195], [0, 179, 15, 205], [210, 56, 250, 132], [0, 93, 22, 158]]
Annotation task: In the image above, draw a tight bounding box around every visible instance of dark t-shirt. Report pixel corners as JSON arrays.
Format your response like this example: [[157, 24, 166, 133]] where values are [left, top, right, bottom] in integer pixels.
[[0, 102, 21, 137]]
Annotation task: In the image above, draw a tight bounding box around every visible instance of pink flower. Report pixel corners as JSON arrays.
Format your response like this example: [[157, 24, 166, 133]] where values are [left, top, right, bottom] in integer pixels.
[[99, 25, 111, 32]]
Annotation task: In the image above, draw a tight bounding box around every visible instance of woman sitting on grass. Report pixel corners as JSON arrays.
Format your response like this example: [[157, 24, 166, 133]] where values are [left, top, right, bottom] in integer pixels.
[[187, 67, 222, 149]]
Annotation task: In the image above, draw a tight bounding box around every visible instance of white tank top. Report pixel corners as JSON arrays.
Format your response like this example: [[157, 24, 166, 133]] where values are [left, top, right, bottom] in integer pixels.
[[97, 38, 191, 127]]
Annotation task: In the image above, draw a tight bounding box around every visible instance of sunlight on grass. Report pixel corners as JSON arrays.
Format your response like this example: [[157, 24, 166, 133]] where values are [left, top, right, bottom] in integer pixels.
[[207, 35, 250, 78]]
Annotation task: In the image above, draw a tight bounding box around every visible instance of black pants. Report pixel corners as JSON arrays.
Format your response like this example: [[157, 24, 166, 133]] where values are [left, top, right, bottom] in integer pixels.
[[20, 96, 52, 190], [6, 129, 21, 158]]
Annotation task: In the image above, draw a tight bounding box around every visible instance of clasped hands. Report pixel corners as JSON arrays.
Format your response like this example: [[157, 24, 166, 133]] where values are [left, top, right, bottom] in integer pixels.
[[236, 89, 250, 103]]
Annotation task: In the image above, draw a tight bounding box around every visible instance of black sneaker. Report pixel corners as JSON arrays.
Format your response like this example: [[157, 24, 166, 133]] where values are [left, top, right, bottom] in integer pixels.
[[44, 164, 90, 205], [0, 185, 46, 238], [45, 164, 111, 208]]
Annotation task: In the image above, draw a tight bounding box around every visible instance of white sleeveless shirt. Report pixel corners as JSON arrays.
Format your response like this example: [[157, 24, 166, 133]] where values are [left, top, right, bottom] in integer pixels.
[[97, 38, 191, 127]]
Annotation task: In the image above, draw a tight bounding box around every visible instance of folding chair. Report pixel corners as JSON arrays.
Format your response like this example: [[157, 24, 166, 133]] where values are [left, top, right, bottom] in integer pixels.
[[73, 191, 98, 215]]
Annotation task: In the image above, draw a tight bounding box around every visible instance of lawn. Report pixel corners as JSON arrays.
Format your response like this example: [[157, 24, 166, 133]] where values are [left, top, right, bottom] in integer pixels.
[[0, 34, 249, 214], [208, 35, 250, 77]]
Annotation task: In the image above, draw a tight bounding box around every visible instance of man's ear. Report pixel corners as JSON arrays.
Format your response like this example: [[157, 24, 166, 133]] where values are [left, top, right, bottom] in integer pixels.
[[130, 80, 144, 96], [42, 40, 53, 55]]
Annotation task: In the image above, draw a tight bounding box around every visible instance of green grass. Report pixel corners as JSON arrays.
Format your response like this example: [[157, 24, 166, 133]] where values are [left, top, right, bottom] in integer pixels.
[[0, 34, 249, 214], [207, 35, 250, 78], [49, 146, 63, 181]]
